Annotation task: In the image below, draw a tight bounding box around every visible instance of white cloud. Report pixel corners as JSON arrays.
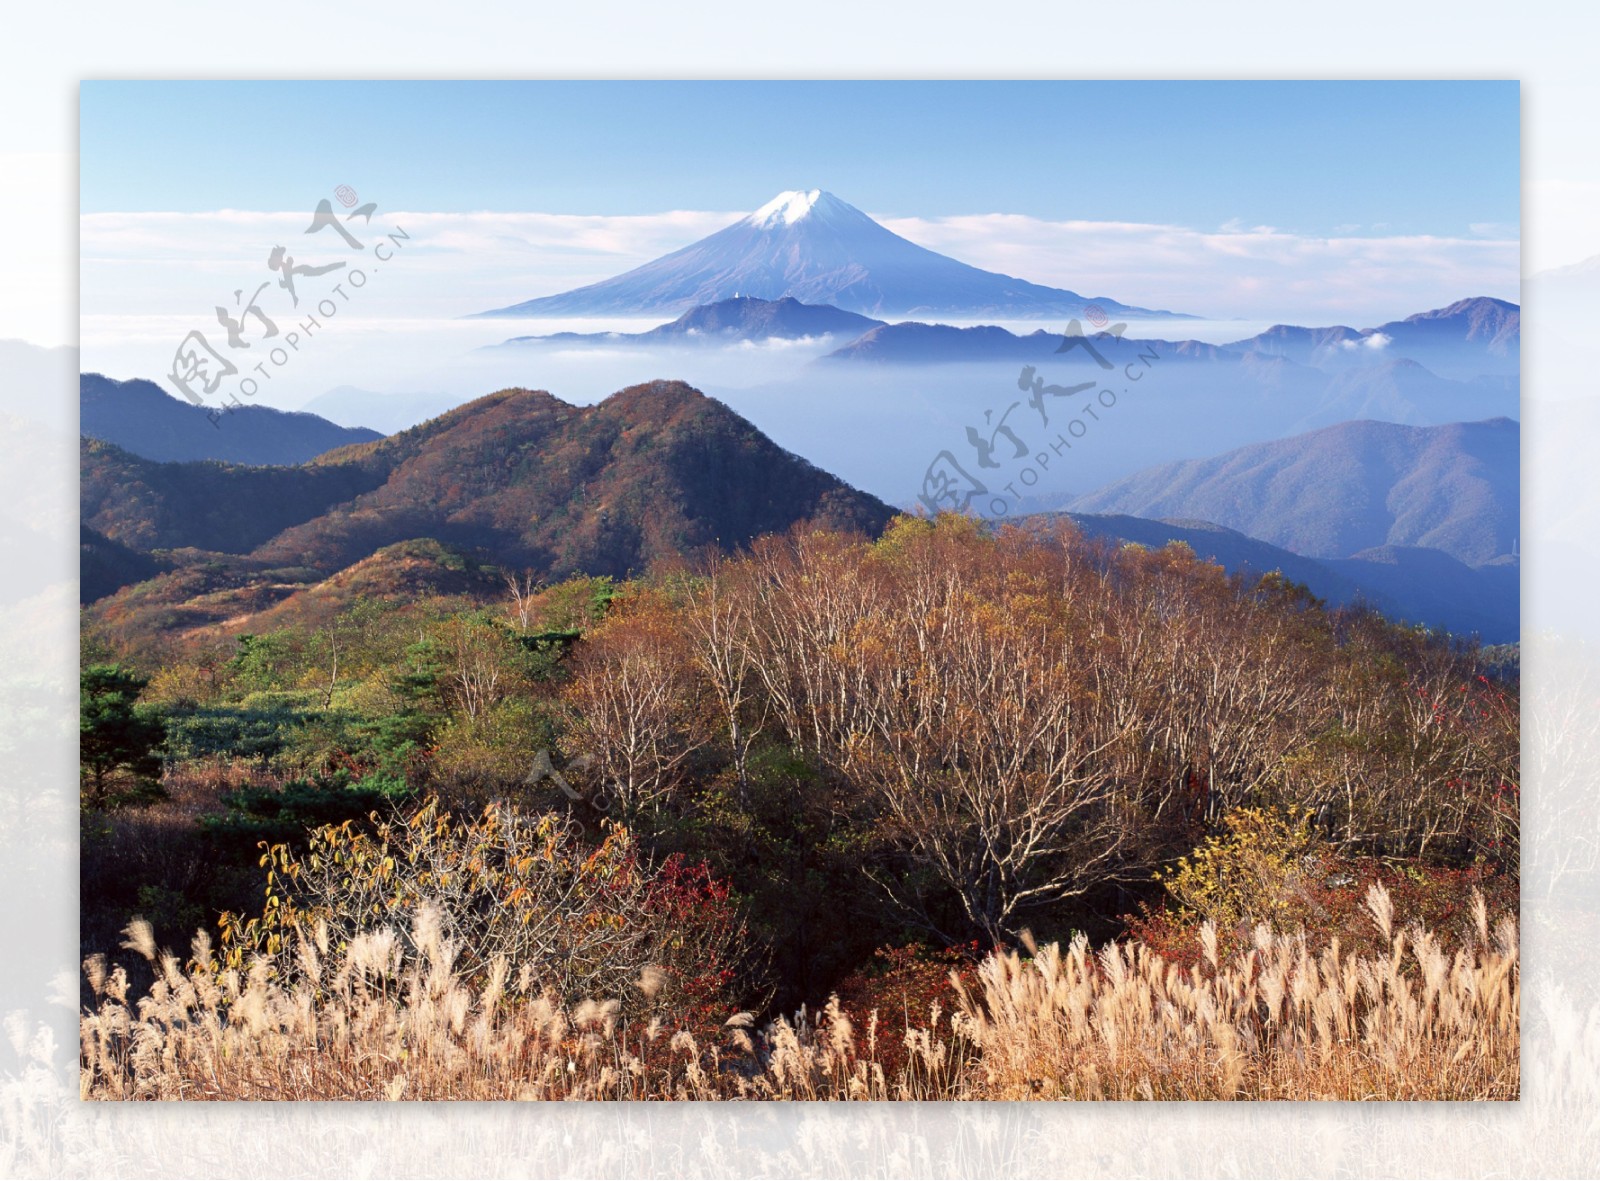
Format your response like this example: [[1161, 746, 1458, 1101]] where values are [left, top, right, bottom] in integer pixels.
[[83, 205, 1521, 329], [877, 212, 1518, 322], [80, 208, 747, 319], [79, 204, 1521, 402]]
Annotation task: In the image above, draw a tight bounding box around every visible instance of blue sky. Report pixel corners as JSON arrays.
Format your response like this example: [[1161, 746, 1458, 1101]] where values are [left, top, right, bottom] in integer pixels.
[[80, 80, 1519, 236], [79, 79, 1522, 393]]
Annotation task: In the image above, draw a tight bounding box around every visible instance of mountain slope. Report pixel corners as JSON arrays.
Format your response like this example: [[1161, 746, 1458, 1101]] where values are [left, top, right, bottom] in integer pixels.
[[1066, 418, 1519, 565], [476, 190, 1185, 320], [1311, 360, 1515, 426], [1045, 514, 1364, 599], [262, 381, 896, 576], [1379, 297, 1521, 372], [84, 381, 897, 594], [1224, 297, 1519, 381], [81, 437, 389, 555], [1026, 514, 1516, 642], [1323, 546, 1519, 643], [80, 524, 169, 605], [82, 539, 507, 646], [81, 373, 383, 465]]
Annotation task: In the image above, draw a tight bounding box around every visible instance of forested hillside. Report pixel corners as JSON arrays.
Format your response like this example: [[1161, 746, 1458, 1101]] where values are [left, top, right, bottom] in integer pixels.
[[82, 516, 1517, 1102]]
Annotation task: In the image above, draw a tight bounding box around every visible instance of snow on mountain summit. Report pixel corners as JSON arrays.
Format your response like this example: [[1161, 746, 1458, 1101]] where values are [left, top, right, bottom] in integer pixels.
[[748, 189, 832, 228]]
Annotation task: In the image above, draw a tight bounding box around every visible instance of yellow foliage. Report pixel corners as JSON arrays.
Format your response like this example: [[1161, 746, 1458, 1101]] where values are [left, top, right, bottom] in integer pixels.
[[1159, 806, 1321, 932]]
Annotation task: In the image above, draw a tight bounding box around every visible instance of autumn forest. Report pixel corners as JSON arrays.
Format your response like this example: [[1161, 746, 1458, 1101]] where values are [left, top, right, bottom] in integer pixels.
[[79, 513, 1519, 1100]]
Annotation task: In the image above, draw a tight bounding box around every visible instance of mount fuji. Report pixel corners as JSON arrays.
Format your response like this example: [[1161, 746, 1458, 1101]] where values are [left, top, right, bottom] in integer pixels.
[[475, 189, 1190, 320]]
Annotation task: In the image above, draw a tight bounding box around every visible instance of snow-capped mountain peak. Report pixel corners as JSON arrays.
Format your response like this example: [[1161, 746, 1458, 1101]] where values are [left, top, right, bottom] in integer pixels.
[[747, 189, 834, 229], [477, 188, 1188, 320]]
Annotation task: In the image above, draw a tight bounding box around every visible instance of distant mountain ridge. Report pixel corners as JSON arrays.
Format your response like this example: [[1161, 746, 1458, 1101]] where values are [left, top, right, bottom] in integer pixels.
[[476, 189, 1189, 320], [815, 298, 1519, 435], [825, 322, 1086, 364], [79, 364, 1519, 645], [1029, 514, 1516, 643], [1228, 297, 1519, 380], [81, 373, 382, 465], [824, 296, 1518, 379], [1066, 417, 1519, 566], [497, 296, 885, 348]]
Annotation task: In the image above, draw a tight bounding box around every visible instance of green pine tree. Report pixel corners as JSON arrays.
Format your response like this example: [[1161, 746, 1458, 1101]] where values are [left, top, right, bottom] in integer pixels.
[[80, 664, 166, 808]]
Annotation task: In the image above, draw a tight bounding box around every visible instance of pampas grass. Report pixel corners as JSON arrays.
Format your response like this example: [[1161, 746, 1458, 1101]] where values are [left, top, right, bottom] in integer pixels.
[[80, 885, 1517, 1101]]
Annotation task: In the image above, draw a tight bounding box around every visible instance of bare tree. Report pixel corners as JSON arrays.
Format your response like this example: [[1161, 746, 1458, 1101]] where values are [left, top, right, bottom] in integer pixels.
[[563, 591, 711, 827], [505, 570, 542, 632], [554, 514, 1520, 946], [435, 616, 519, 723], [682, 560, 770, 808]]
